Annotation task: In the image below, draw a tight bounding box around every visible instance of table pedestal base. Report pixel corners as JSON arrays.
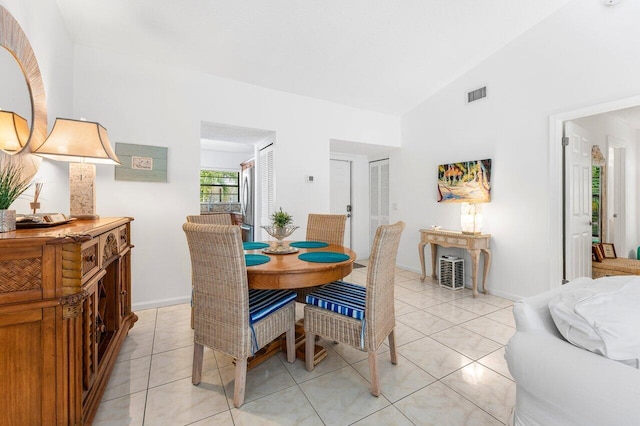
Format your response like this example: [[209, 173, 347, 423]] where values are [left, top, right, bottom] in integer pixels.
[[244, 339, 283, 371], [284, 321, 328, 365]]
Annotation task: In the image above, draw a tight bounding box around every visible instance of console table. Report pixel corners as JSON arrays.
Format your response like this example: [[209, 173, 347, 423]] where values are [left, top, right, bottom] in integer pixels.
[[0, 217, 136, 425], [418, 229, 491, 297]]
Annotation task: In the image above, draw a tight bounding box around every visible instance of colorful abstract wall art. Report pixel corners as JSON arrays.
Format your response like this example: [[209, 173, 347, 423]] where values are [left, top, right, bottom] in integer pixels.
[[437, 159, 491, 203]]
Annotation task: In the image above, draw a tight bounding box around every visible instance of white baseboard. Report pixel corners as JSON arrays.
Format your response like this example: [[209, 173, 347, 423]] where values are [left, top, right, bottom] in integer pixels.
[[133, 296, 190, 311], [395, 263, 422, 274]]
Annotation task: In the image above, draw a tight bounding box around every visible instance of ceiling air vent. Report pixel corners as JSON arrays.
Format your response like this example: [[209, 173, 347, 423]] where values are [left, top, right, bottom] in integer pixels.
[[467, 86, 487, 103]]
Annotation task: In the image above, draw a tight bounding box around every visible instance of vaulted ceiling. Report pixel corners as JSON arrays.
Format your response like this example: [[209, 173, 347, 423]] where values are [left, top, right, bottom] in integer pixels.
[[56, 0, 574, 115]]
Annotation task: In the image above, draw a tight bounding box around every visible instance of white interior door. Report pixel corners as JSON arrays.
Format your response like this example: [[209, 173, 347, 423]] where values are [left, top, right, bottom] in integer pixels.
[[564, 122, 592, 280], [330, 159, 351, 248]]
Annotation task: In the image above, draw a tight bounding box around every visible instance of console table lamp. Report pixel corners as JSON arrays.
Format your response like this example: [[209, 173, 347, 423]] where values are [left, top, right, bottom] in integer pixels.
[[460, 202, 483, 235], [0, 110, 30, 152], [33, 117, 120, 219]]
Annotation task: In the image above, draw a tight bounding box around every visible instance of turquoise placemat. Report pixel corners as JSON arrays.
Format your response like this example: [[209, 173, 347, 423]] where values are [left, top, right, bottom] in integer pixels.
[[289, 241, 329, 249], [245, 254, 271, 266], [298, 251, 350, 263], [243, 241, 269, 250]]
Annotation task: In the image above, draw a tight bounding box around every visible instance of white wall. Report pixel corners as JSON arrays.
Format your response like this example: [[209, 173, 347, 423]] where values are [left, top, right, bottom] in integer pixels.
[[68, 45, 400, 309], [571, 114, 638, 258], [201, 149, 252, 170], [397, 0, 640, 299]]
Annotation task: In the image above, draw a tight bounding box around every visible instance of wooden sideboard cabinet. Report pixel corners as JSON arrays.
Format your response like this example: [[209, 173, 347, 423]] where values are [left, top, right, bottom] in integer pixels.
[[0, 217, 137, 425]]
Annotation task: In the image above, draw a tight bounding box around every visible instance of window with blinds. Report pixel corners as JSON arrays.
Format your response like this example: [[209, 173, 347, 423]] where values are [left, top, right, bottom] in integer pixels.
[[260, 144, 275, 231], [369, 159, 389, 249]]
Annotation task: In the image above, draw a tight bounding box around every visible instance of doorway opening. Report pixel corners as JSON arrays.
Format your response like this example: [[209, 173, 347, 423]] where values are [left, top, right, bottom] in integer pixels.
[[550, 96, 640, 286], [330, 139, 397, 259], [200, 121, 276, 241]]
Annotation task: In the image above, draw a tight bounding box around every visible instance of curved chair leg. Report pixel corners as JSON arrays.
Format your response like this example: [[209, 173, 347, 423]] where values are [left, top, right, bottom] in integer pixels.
[[368, 351, 380, 396], [286, 325, 296, 363], [388, 329, 398, 365], [305, 332, 316, 371], [192, 343, 204, 385], [233, 359, 247, 408]]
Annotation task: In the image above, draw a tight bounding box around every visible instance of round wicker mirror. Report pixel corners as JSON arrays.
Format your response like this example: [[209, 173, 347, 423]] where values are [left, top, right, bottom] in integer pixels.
[[0, 6, 47, 179]]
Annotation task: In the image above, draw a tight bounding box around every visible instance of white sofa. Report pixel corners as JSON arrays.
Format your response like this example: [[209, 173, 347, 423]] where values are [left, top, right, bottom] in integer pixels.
[[505, 277, 640, 426]]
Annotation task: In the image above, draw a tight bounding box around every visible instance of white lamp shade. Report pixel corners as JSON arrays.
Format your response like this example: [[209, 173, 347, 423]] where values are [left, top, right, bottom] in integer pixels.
[[33, 118, 120, 164], [0, 110, 29, 152]]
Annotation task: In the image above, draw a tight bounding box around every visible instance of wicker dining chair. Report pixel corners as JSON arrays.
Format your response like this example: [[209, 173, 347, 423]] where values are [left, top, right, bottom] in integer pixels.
[[186, 214, 234, 328], [303, 221, 405, 396], [306, 213, 347, 246], [186, 213, 233, 225], [183, 223, 296, 408], [295, 213, 348, 302]]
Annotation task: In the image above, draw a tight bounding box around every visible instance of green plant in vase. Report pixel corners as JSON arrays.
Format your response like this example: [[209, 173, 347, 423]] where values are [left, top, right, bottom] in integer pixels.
[[271, 207, 293, 228], [262, 207, 298, 253], [0, 156, 31, 232]]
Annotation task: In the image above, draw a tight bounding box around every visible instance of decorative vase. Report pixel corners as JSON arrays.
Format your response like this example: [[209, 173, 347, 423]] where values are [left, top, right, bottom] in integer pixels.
[[261, 224, 299, 254], [0, 209, 16, 232]]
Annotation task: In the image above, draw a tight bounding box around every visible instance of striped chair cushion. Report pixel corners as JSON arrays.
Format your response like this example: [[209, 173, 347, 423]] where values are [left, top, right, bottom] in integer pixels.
[[248, 289, 296, 324], [305, 281, 366, 320]]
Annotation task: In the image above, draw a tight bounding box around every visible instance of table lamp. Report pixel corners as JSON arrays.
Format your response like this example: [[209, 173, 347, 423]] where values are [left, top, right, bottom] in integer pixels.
[[591, 145, 606, 167], [460, 202, 483, 235], [32, 117, 120, 219], [0, 110, 30, 152]]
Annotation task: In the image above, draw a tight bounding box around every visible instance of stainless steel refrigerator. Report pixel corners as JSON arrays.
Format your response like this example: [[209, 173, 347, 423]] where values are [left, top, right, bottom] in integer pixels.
[[240, 161, 254, 242]]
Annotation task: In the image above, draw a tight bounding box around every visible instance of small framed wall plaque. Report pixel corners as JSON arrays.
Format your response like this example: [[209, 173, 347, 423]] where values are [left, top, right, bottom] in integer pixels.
[[600, 243, 617, 259], [115, 143, 168, 182]]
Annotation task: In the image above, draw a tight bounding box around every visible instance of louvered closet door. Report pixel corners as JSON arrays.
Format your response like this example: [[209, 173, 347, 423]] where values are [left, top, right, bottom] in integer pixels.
[[259, 144, 275, 241], [369, 159, 389, 250]]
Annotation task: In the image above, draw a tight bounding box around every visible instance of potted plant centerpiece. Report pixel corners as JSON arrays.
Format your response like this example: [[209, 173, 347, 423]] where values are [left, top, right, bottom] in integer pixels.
[[0, 156, 31, 232], [261, 207, 299, 253]]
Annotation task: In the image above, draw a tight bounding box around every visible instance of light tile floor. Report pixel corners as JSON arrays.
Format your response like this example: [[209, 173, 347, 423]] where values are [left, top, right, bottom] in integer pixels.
[[94, 263, 516, 426]]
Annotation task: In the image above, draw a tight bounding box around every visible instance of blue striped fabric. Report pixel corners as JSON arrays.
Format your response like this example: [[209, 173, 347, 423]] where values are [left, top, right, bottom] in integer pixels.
[[305, 281, 366, 320], [248, 289, 296, 324]]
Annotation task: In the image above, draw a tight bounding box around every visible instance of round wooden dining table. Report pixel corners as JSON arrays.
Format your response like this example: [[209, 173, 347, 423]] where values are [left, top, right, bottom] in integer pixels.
[[246, 242, 356, 289], [244, 241, 357, 367]]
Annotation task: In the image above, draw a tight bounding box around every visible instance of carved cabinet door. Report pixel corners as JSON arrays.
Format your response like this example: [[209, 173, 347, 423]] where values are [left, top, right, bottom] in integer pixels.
[[0, 306, 57, 425]]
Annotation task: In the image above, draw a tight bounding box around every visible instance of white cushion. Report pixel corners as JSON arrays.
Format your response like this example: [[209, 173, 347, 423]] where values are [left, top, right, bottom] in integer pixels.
[[548, 276, 640, 367], [513, 276, 593, 335]]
